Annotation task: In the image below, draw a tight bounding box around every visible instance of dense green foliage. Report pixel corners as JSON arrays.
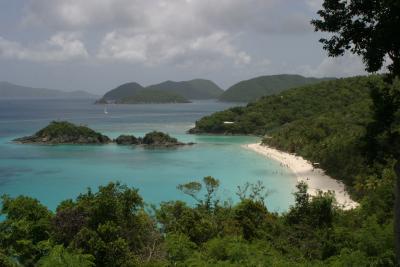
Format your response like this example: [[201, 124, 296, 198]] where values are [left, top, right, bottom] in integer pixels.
[[0, 177, 395, 266], [142, 131, 180, 146], [14, 121, 111, 144], [313, 0, 400, 260], [115, 135, 139, 145], [97, 82, 144, 103], [116, 131, 189, 147], [219, 74, 333, 102], [14, 124, 190, 147], [146, 79, 223, 100], [118, 89, 190, 104]]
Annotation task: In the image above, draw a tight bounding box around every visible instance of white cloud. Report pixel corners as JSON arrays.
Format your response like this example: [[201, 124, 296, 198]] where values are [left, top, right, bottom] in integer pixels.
[[23, 0, 145, 29], [23, 0, 280, 32], [18, 0, 320, 67], [0, 32, 88, 62], [306, 0, 323, 11], [97, 30, 251, 67], [22, 0, 314, 36], [297, 54, 368, 78]]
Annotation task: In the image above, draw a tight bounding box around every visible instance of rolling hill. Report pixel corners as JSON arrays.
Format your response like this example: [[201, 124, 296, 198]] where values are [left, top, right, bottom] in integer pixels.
[[96, 82, 144, 103], [0, 81, 97, 99], [219, 74, 334, 102], [146, 79, 223, 99], [97, 79, 224, 104]]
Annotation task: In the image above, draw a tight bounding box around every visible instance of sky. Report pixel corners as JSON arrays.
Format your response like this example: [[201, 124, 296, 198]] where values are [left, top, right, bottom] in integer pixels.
[[0, 0, 369, 94]]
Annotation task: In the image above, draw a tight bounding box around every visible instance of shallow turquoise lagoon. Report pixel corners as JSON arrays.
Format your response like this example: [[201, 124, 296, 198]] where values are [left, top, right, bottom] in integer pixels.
[[0, 99, 296, 212]]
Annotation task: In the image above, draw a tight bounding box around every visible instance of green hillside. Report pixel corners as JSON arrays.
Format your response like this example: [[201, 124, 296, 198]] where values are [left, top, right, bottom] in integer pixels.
[[96, 82, 144, 103], [191, 76, 395, 189], [117, 89, 190, 104], [219, 74, 334, 102], [146, 79, 223, 99]]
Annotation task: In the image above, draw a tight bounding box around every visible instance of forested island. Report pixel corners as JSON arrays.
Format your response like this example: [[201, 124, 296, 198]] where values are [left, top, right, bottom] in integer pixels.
[[13, 121, 191, 147], [14, 121, 111, 144], [96, 79, 222, 104]]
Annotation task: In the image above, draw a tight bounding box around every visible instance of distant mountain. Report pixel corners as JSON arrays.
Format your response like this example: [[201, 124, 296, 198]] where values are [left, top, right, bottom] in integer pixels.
[[146, 79, 223, 99], [117, 89, 190, 104], [219, 74, 335, 102], [96, 82, 144, 103], [0, 81, 97, 99], [97, 79, 223, 104]]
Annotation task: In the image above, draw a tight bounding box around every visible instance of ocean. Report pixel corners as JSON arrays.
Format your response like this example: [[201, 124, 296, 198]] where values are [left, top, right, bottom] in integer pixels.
[[0, 98, 296, 212]]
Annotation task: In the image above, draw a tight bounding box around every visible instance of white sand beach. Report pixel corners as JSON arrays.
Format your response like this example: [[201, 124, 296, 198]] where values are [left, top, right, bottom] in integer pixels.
[[244, 143, 358, 210]]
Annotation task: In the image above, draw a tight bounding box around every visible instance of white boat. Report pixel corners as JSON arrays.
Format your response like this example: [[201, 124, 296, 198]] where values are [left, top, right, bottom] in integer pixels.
[[104, 105, 108, 114]]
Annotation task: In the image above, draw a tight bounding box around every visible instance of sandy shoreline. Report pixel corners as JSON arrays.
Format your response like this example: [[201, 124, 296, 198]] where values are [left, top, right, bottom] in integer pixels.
[[244, 143, 358, 210]]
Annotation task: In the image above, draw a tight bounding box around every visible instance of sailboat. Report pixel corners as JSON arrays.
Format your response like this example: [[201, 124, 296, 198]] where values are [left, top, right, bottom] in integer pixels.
[[104, 104, 108, 114]]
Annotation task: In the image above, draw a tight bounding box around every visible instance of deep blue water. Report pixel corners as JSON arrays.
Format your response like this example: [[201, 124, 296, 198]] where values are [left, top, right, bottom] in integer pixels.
[[0, 99, 296, 211]]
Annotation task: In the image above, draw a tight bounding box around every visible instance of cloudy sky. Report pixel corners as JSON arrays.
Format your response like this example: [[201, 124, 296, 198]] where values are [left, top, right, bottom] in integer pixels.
[[0, 0, 368, 93]]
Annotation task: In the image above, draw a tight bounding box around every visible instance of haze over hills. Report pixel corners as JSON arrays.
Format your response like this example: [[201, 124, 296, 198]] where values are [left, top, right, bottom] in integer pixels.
[[219, 74, 335, 102], [0, 81, 97, 99]]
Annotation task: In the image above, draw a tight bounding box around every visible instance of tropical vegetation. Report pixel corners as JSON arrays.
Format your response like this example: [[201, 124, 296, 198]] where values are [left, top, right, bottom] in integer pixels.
[[14, 122, 190, 147], [13, 121, 111, 144], [0, 176, 395, 266]]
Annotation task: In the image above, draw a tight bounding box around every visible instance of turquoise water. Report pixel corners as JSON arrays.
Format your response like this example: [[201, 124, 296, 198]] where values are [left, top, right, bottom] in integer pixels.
[[0, 99, 296, 212]]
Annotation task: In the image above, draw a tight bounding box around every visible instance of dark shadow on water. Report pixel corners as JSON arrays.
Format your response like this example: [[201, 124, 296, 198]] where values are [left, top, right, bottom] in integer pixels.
[[0, 167, 33, 186]]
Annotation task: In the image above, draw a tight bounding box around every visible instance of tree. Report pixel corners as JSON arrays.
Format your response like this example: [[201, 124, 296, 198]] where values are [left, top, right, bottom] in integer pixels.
[[177, 176, 220, 211], [52, 182, 161, 266], [0, 195, 53, 266], [312, 0, 400, 77], [36, 245, 94, 267], [312, 0, 400, 260]]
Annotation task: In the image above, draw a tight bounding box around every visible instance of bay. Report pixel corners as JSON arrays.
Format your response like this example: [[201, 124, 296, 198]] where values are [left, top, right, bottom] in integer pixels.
[[0, 99, 296, 212]]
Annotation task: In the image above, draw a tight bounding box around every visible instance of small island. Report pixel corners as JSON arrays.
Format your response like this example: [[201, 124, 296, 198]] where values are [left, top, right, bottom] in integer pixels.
[[14, 121, 193, 147], [115, 131, 194, 147], [141, 131, 190, 147], [115, 134, 139, 145], [13, 121, 111, 144]]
